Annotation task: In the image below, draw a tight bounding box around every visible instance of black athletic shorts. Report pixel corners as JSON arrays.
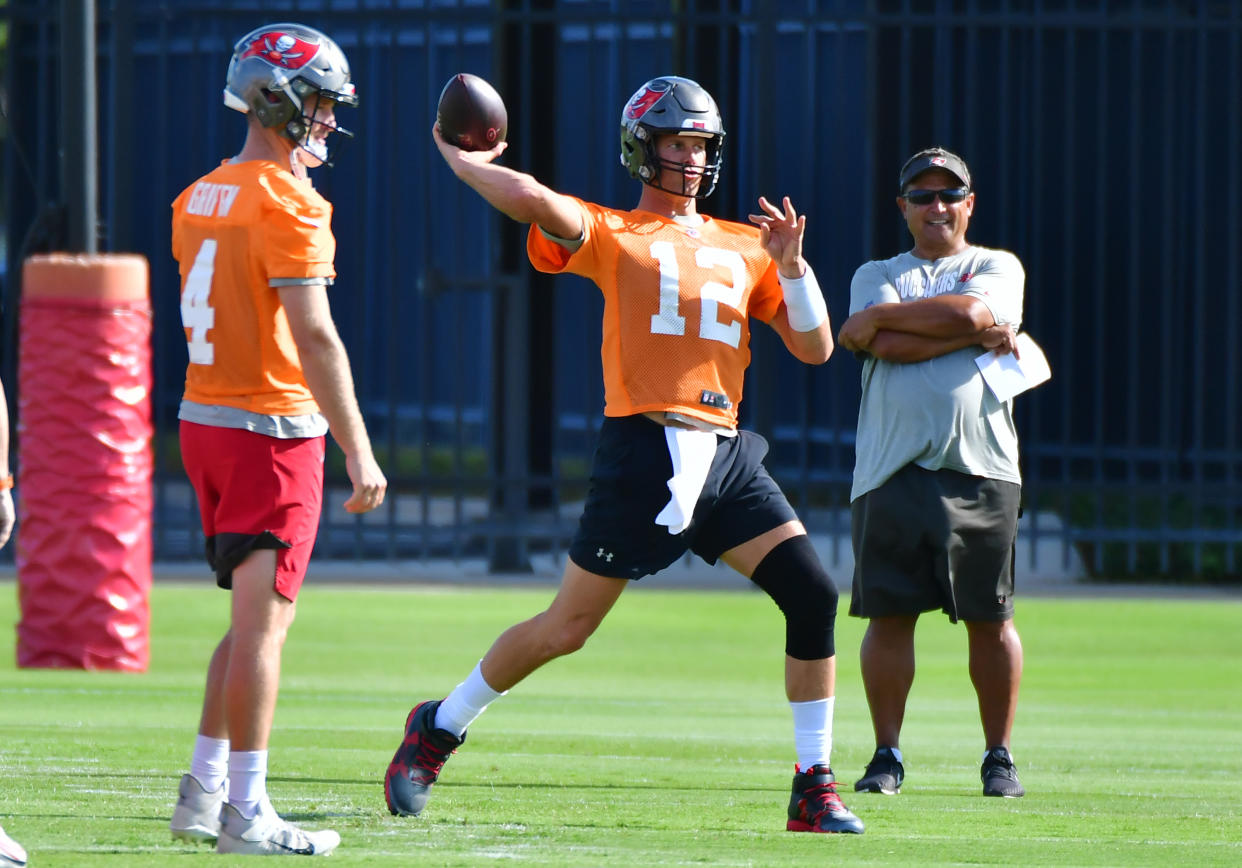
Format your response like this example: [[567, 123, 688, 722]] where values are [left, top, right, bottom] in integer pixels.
[[848, 463, 1021, 623], [569, 415, 798, 579]]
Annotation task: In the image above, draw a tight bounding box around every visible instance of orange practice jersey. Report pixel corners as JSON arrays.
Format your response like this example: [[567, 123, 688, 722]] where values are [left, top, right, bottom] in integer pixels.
[[171, 160, 337, 416], [527, 198, 784, 428]]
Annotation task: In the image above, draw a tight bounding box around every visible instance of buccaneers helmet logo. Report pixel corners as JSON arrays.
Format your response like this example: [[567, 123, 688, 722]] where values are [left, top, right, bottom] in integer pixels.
[[624, 81, 670, 120], [240, 31, 318, 70]]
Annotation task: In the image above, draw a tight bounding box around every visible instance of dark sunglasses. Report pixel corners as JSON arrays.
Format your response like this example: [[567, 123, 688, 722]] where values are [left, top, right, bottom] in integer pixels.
[[902, 187, 970, 205]]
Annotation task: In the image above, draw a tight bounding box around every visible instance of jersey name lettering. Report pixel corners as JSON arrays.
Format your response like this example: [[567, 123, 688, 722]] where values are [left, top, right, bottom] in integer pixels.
[[185, 182, 241, 218]]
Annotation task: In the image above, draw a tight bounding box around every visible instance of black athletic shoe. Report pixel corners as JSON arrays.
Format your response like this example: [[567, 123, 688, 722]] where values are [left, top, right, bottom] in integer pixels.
[[384, 700, 466, 816], [981, 746, 1025, 797], [854, 746, 904, 794], [786, 765, 865, 834]]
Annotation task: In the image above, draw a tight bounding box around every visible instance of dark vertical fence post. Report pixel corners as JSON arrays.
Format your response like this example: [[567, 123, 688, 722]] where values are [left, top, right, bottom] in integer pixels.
[[60, 0, 97, 253], [488, 0, 558, 572], [107, 0, 135, 253]]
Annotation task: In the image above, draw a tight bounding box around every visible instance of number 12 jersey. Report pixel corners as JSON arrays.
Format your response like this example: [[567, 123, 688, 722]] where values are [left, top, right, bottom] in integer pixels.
[[527, 197, 785, 430]]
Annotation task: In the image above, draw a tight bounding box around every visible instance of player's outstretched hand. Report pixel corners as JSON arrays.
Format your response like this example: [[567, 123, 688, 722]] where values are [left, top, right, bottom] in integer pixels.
[[432, 122, 507, 167], [343, 452, 387, 514], [748, 195, 806, 276]]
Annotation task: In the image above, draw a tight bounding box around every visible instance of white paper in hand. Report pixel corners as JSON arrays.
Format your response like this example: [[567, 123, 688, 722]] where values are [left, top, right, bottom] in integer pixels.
[[975, 333, 1051, 402]]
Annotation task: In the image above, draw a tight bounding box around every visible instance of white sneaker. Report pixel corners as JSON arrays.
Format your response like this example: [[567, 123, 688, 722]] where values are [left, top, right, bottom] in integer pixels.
[[216, 799, 340, 856], [170, 773, 225, 843], [0, 825, 27, 868]]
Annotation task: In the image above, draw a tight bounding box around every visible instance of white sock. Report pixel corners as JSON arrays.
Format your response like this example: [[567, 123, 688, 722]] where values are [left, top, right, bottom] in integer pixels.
[[227, 749, 268, 819], [434, 661, 506, 736], [790, 697, 834, 770], [190, 734, 229, 793]]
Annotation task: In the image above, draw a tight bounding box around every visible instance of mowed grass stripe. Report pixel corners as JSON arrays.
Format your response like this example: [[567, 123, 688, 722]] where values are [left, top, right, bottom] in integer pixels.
[[1, 582, 1239, 866]]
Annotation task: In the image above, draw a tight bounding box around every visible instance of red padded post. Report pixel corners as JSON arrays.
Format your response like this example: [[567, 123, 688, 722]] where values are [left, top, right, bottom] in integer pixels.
[[16, 253, 153, 671]]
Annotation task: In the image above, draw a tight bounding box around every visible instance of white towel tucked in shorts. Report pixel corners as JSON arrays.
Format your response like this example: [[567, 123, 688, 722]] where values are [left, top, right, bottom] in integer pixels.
[[654, 427, 717, 534]]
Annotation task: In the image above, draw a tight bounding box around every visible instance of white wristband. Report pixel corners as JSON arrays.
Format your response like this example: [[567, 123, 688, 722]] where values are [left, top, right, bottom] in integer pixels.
[[778, 265, 828, 332]]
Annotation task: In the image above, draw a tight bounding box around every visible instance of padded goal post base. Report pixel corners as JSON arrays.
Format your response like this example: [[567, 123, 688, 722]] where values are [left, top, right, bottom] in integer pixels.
[[16, 254, 153, 671]]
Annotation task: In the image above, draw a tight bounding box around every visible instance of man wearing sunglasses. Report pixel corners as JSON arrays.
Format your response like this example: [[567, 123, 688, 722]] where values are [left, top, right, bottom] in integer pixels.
[[837, 148, 1027, 799]]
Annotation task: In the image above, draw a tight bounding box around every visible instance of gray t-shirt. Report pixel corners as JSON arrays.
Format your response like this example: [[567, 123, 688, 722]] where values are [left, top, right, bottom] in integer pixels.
[[848, 245, 1025, 501]]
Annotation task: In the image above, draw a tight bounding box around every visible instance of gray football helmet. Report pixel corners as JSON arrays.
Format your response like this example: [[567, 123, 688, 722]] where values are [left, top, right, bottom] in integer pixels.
[[619, 76, 725, 198], [224, 23, 358, 164]]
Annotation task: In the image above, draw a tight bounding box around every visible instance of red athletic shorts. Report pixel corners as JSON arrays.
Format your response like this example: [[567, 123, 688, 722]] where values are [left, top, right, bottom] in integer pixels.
[[180, 420, 325, 601]]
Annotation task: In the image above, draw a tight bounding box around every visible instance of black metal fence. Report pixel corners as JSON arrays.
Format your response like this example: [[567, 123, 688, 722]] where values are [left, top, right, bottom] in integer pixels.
[[2, 0, 1240, 580]]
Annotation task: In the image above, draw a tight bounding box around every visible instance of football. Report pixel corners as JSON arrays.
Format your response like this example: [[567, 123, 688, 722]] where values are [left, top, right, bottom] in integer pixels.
[[436, 73, 507, 151]]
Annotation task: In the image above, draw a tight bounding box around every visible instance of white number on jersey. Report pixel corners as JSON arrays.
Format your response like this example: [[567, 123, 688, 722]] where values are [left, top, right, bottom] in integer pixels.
[[649, 241, 686, 336], [181, 239, 217, 365], [695, 247, 745, 348], [648, 241, 744, 348]]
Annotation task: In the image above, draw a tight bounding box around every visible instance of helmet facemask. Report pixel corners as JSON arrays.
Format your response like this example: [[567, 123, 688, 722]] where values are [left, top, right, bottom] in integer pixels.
[[632, 127, 723, 198], [274, 79, 354, 167]]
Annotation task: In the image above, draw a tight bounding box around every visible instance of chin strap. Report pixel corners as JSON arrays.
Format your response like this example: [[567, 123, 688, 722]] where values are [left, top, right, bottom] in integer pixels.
[[287, 147, 309, 180]]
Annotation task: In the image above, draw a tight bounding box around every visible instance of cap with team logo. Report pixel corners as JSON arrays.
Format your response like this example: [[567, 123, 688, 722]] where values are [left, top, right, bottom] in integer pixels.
[[898, 148, 972, 191]]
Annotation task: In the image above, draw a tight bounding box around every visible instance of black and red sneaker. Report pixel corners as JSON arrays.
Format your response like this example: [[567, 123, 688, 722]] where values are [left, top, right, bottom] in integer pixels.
[[786, 764, 865, 834], [384, 700, 466, 816]]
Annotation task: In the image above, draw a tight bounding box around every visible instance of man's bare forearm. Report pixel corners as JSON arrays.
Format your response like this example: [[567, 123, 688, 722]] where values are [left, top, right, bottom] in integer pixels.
[[867, 295, 994, 339]]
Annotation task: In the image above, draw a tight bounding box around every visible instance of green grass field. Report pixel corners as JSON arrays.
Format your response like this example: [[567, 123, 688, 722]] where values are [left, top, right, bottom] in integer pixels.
[[1, 580, 1239, 866]]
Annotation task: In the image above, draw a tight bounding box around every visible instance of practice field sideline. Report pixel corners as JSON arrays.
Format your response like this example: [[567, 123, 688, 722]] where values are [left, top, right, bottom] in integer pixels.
[[0, 582, 1238, 866]]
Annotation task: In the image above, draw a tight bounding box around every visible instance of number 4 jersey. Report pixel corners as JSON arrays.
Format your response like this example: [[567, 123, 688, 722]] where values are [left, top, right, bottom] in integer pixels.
[[171, 159, 337, 417], [527, 197, 785, 430]]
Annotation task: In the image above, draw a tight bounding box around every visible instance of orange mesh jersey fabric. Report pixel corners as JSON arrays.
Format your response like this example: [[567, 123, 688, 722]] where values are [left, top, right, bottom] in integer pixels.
[[528, 198, 783, 429], [172, 160, 337, 416]]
